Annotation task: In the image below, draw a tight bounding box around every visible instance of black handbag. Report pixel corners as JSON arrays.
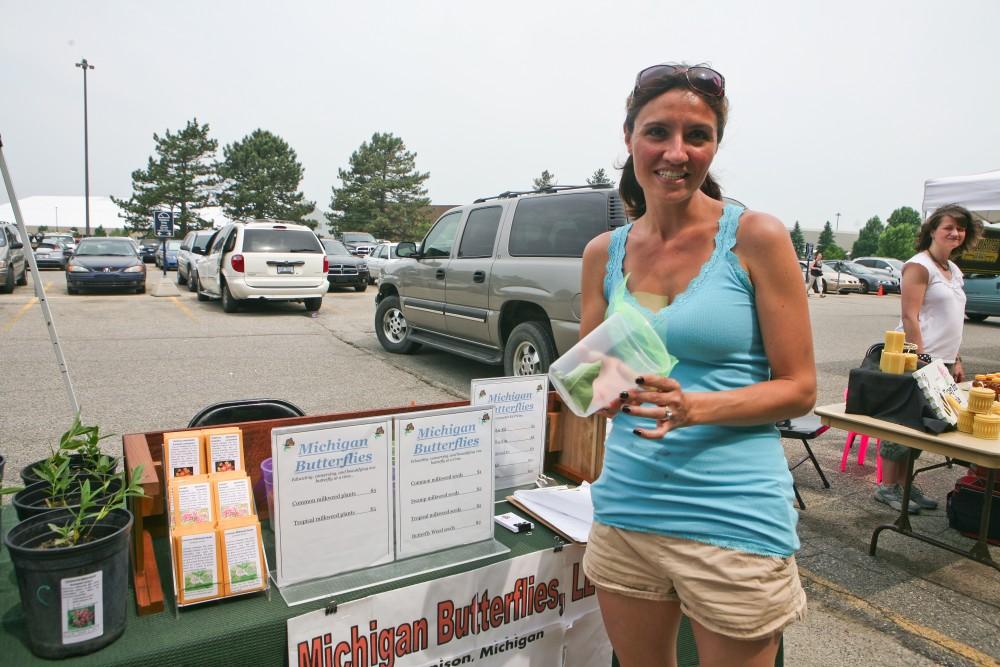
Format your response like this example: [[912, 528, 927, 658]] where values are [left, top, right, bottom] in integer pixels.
[[947, 474, 1000, 545], [845, 343, 951, 434]]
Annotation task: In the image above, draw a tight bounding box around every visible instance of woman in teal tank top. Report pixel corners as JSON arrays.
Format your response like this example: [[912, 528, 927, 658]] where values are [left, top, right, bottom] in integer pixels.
[[579, 64, 816, 666]]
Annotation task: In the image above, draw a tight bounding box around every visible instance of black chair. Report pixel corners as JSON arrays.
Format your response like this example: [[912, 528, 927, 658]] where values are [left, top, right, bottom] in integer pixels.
[[778, 415, 831, 510], [187, 398, 306, 428]]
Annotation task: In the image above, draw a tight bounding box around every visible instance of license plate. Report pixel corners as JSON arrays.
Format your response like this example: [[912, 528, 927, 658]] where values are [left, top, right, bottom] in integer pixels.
[[277, 265, 294, 274]]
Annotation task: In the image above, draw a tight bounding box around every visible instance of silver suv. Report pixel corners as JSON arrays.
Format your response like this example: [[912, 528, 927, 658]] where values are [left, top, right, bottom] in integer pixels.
[[0, 222, 28, 293], [374, 185, 627, 374]]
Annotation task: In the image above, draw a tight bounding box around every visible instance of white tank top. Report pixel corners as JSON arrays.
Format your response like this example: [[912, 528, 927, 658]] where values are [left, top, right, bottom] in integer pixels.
[[896, 252, 966, 363]]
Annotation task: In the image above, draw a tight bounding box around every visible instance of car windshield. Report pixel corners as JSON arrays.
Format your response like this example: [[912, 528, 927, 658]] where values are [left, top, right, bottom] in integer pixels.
[[322, 239, 352, 256], [36, 243, 58, 250], [42, 237, 68, 247], [75, 240, 137, 256], [243, 229, 322, 253], [193, 232, 215, 251], [342, 233, 376, 244]]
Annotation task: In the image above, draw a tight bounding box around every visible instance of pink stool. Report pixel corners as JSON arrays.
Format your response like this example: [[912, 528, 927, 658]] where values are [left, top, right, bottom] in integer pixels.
[[840, 388, 882, 482]]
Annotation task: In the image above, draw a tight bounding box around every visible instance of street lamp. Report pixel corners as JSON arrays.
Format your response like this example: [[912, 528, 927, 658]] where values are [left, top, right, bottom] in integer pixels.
[[835, 212, 841, 232], [75, 58, 94, 236]]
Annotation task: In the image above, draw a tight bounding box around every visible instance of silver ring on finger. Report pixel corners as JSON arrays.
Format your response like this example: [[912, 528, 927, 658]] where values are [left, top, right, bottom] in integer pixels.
[[663, 406, 674, 422]]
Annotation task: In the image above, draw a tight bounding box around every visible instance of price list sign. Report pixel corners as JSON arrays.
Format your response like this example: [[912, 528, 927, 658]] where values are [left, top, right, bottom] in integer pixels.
[[472, 375, 548, 490], [395, 405, 495, 559], [271, 417, 394, 587]]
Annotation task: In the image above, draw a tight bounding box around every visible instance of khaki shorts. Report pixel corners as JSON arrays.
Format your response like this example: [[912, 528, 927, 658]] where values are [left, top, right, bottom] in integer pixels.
[[583, 521, 807, 641]]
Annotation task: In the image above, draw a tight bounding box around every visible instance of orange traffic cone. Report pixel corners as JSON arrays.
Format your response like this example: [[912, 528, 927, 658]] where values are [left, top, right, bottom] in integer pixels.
[[877, 285, 885, 296]]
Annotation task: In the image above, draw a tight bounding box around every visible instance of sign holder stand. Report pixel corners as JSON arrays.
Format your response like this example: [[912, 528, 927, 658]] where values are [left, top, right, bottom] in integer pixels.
[[0, 133, 80, 415]]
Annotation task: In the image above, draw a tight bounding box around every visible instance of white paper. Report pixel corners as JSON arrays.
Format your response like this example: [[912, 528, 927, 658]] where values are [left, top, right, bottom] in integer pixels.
[[61, 571, 103, 645], [217, 477, 254, 521], [272, 417, 394, 586], [223, 524, 264, 594], [395, 406, 495, 559], [208, 432, 242, 473], [176, 481, 213, 527], [511, 484, 593, 543], [166, 436, 202, 478], [471, 375, 548, 490], [179, 532, 219, 601]]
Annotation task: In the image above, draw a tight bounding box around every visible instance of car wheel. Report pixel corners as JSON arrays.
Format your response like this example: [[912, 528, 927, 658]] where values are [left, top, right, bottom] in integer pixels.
[[188, 270, 198, 292], [304, 297, 323, 312], [220, 282, 240, 313], [966, 313, 989, 322], [375, 295, 421, 354], [354, 282, 367, 293], [136, 284, 146, 295], [860, 282, 869, 294], [16, 266, 27, 286], [177, 267, 187, 286], [1, 267, 13, 293], [196, 274, 209, 302], [367, 275, 376, 285], [503, 321, 557, 376], [67, 285, 78, 295]]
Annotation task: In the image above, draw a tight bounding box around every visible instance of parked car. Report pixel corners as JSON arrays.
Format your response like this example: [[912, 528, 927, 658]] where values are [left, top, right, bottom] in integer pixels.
[[365, 242, 399, 284], [823, 260, 899, 294], [32, 242, 67, 269], [194, 220, 327, 313], [176, 230, 216, 287], [155, 239, 181, 269], [41, 236, 75, 260], [854, 256, 904, 280], [66, 237, 146, 294], [341, 231, 378, 256], [321, 239, 369, 292], [375, 184, 627, 374], [138, 239, 160, 263], [799, 260, 863, 294], [0, 221, 28, 293], [963, 274, 999, 321]]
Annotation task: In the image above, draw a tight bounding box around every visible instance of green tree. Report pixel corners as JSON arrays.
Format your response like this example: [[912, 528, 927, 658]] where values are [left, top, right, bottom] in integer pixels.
[[70, 227, 80, 237], [533, 170, 557, 190], [852, 215, 884, 257], [587, 168, 614, 186], [878, 222, 919, 259], [823, 244, 847, 259], [886, 206, 921, 228], [327, 132, 431, 240], [789, 221, 806, 258], [816, 221, 836, 254], [111, 118, 220, 237], [37, 225, 48, 235], [94, 225, 107, 237], [218, 129, 315, 226]]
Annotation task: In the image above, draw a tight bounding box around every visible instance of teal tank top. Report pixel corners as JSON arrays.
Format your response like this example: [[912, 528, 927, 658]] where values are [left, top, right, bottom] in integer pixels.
[[590, 204, 800, 557]]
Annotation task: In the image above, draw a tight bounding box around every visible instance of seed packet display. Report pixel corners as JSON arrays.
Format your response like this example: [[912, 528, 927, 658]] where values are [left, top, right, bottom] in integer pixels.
[[219, 520, 266, 596], [171, 476, 214, 528], [174, 529, 222, 604], [163, 430, 205, 479], [204, 427, 244, 473], [213, 473, 255, 521]]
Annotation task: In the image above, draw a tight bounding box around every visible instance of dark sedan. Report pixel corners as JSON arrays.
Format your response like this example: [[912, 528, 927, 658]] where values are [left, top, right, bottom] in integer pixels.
[[823, 260, 900, 294], [66, 238, 147, 294], [322, 239, 369, 292], [139, 239, 160, 263]]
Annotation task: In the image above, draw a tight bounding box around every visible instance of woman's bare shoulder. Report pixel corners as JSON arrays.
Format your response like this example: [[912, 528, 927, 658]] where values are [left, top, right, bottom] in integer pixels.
[[735, 210, 790, 253], [583, 230, 613, 262]]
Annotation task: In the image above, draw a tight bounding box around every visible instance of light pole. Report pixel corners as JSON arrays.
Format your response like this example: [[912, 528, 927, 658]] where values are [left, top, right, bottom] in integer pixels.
[[55, 205, 59, 232], [75, 58, 94, 236]]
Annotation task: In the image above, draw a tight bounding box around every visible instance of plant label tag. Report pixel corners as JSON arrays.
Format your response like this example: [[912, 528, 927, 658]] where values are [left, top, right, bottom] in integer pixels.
[[61, 571, 103, 645]]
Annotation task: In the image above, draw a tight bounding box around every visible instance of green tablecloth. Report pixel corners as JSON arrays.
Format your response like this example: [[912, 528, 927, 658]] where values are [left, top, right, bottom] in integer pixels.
[[0, 504, 780, 666]]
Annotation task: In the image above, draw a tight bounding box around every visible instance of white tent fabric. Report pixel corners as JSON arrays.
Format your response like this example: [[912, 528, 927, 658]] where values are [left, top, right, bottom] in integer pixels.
[[922, 169, 1000, 224]]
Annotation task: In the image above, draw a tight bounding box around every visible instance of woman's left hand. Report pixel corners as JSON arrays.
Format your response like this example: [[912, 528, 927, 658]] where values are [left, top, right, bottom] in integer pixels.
[[620, 375, 690, 439], [952, 360, 965, 383]]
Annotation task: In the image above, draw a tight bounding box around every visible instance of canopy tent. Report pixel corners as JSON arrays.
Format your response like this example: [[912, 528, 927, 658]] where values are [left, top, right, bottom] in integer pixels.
[[922, 169, 1000, 224]]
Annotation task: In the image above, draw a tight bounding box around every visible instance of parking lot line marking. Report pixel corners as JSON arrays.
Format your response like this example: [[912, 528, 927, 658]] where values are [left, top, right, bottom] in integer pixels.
[[2, 297, 38, 333], [169, 296, 197, 322], [798, 566, 1000, 666]]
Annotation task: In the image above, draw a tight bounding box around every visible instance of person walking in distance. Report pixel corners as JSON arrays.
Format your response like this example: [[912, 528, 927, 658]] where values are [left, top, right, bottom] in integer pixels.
[[808, 251, 825, 297]]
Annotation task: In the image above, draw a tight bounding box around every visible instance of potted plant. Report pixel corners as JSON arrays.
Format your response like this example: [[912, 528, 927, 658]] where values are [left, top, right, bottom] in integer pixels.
[[12, 456, 124, 521], [20, 414, 120, 485], [4, 428, 144, 658]]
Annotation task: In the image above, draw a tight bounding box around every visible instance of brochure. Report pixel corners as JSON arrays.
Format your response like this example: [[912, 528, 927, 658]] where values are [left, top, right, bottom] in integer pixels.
[[175, 530, 222, 604], [471, 376, 548, 489], [163, 430, 205, 479], [271, 417, 394, 587], [214, 474, 255, 521], [219, 520, 266, 596], [395, 405, 495, 559], [172, 477, 214, 528], [204, 427, 244, 473]]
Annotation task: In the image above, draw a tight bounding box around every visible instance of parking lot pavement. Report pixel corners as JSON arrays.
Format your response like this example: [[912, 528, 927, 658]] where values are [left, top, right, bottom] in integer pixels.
[[3, 270, 1000, 665]]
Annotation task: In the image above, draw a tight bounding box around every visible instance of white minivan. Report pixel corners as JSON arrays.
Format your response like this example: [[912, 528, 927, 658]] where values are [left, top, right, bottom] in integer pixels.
[[193, 220, 328, 313]]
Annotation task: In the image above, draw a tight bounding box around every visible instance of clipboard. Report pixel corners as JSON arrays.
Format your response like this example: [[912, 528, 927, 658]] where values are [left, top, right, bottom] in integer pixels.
[[507, 496, 587, 544]]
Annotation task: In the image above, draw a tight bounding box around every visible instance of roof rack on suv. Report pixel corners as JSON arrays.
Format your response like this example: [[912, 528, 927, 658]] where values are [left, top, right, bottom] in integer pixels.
[[473, 183, 613, 204]]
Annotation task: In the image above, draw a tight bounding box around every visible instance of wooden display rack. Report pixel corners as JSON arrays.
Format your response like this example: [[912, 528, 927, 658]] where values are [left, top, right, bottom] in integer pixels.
[[123, 392, 605, 615]]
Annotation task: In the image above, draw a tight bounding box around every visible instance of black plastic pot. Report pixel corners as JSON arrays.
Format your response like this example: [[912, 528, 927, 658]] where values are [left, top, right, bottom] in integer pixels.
[[20, 454, 119, 486], [12, 477, 124, 522], [4, 508, 133, 658]]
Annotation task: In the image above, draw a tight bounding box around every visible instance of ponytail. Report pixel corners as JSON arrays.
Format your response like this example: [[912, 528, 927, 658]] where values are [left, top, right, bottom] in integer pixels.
[[700, 173, 722, 201]]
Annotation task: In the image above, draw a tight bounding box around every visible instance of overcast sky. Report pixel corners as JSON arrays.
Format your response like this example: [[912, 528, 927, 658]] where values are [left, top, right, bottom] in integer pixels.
[[2, 0, 998, 231]]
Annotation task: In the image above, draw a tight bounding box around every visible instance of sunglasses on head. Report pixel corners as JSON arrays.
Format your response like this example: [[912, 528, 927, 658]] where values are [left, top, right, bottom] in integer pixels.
[[633, 64, 725, 97]]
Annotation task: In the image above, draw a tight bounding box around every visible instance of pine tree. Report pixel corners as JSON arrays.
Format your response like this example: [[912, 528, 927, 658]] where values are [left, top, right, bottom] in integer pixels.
[[587, 168, 614, 186], [111, 119, 220, 237], [789, 221, 806, 258], [851, 216, 884, 257], [532, 170, 557, 190], [218, 129, 315, 226], [327, 132, 431, 240], [816, 221, 836, 254]]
